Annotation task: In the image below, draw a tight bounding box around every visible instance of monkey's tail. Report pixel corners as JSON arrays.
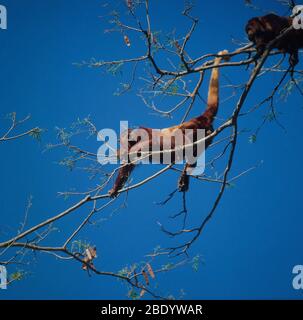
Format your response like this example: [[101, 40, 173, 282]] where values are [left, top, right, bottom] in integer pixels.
[[206, 50, 230, 120]]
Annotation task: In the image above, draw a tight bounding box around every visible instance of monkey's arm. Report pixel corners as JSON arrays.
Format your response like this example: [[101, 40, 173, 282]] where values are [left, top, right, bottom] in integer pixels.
[[108, 133, 152, 197], [109, 163, 135, 198]]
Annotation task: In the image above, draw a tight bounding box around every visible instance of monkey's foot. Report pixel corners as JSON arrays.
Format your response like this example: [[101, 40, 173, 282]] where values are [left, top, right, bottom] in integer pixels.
[[178, 173, 189, 192]]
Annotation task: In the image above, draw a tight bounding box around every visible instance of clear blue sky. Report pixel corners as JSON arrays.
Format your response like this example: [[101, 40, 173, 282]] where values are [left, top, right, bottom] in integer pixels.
[[1, 0, 303, 299]]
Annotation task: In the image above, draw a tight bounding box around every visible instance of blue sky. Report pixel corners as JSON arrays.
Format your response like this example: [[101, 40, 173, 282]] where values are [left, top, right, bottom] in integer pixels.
[[1, 0, 303, 299]]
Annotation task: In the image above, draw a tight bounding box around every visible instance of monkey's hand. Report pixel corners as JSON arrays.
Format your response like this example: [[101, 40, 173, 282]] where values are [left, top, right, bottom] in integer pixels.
[[108, 188, 119, 198]]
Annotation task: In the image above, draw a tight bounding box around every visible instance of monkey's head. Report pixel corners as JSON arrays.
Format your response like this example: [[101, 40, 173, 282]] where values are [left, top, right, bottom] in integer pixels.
[[246, 14, 291, 45], [245, 18, 262, 41], [245, 16, 276, 44]]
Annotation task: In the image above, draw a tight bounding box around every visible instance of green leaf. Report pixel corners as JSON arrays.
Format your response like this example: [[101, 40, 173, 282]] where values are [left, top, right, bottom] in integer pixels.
[[162, 263, 174, 271], [227, 182, 236, 189], [58, 158, 75, 171], [192, 254, 201, 272], [249, 134, 257, 144], [10, 271, 25, 281], [128, 288, 140, 300], [265, 111, 275, 122], [71, 240, 91, 253], [107, 63, 123, 76], [29, 128, 43, 141]]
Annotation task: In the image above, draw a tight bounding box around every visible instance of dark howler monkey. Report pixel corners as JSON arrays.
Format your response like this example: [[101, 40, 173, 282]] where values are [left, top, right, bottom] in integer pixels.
[[108, 50, 230, 197], [246, 13, 303, 67]]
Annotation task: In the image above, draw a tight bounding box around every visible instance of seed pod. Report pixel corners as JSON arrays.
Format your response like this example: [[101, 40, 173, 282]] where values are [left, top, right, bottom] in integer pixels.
[[146, 263, 155, 279], [124, 35, 131, 47], [142, 270, 149, 286], [140, 289, 146, 298]]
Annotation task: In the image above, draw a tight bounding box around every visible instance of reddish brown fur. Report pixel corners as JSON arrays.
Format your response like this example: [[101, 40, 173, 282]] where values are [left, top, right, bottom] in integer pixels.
[[246, 13, 303, 67], [109, 51, 229, 197]]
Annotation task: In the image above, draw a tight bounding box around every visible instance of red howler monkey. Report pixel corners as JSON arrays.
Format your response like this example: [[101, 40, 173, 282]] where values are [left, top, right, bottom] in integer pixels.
[[246, 13, 303, 67], [108, 50, 230, 198]]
